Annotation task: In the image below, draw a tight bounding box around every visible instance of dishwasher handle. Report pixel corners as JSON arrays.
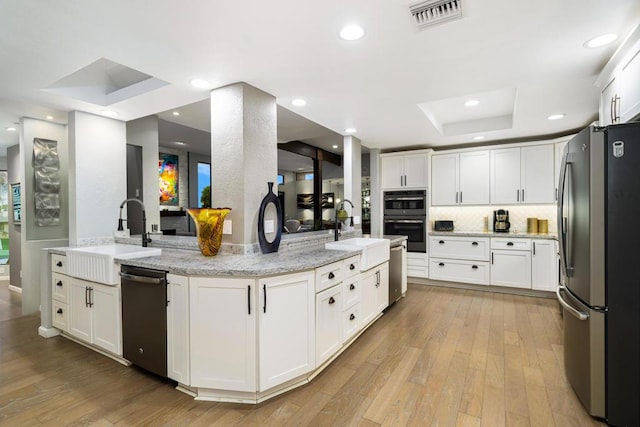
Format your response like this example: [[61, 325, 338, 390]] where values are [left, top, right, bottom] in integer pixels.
[[119, 272, 165, 285]]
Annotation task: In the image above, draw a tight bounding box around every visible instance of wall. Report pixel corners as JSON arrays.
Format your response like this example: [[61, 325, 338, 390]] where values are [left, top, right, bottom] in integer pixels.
[[7, 145, 21, 289], [429, 205, 558, 234], [68, 111, 126, 246]]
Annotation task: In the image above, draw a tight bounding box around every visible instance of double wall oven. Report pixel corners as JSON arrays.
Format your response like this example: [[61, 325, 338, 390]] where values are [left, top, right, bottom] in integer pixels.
[[383, 190, 427, 253]]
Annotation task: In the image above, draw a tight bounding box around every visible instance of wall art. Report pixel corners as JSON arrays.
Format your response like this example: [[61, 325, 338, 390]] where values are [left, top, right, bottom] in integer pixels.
[[33, 138, 60, 226], [159, 153, 179, 205]]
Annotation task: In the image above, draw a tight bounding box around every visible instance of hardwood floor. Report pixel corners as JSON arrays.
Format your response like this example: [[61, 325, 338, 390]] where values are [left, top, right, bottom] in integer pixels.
[[0, 282, 605, 426]]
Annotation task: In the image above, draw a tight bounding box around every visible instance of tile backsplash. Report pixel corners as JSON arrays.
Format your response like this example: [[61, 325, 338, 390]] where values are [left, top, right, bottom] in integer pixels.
[[430, 205, 558, 234]]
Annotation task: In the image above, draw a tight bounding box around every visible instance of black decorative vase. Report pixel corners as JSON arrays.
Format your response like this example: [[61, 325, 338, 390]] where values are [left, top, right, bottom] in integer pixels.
[[258, 182, 283, 254]]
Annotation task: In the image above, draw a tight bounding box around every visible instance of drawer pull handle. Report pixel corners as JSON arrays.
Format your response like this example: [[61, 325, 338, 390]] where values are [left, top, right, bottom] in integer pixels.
[[472, 265, 478, 269], [472, 241, 478, 246], [507, 242, 514, 246], [329, 297, 336, 305], [350, 264, 356, 270], [328, 272, 335, 279], [439, 240, 445, 244], [57, 308, 63, 314], [350, 313, 356, 321], [349, 283, 355, 290], [438, 262, 445, 267], [56, 280, 63, 287], [56, 261, 63, 267]]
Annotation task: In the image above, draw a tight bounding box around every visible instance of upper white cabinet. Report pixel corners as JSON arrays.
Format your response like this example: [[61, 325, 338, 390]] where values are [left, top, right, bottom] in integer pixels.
[[431, 151, 490, 205], [490, 145, 554, 204], [598, 27, 640, 124], [381, 151, 429, 189]]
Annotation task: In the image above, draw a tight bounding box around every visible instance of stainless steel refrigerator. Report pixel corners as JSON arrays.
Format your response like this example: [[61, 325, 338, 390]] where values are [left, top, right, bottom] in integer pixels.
[[557, 123, 640, 426]]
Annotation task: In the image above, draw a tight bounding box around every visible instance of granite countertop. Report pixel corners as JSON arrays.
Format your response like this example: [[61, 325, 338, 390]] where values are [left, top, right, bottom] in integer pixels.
[[429, 231, 557, 240]]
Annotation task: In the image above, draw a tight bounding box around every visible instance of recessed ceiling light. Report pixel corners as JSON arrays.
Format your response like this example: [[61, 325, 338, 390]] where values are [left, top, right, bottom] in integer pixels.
[[339, 25, 365, 41], [190, 78, 211, 89], [100, 110, 119, 117], [175, 141, 186, 146], [172, 111, 180, 116], [548, 113, 565, 121], [291, 99, 307, 107], [297, 167, 304, 171], [332, 145, 339, 149], [345, 128, 357, 133], [584, 33, 618, 48], [46, 115, 53, 120], [473, 135, 485, 140], [6, 127, 16, 132], [464, 99, 480, 107]]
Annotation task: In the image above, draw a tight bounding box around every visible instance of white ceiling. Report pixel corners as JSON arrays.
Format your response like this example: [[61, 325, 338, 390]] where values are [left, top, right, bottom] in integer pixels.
[[0, 0, 638, 156]]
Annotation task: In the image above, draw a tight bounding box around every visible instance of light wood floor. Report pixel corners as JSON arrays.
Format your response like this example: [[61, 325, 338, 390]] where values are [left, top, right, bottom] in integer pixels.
[[0, 282, 605, 426]]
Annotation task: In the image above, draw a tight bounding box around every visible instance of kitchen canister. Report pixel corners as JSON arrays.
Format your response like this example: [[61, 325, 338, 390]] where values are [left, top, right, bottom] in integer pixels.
[[538, 219, 549, 234], [527, 217, 538, 233]]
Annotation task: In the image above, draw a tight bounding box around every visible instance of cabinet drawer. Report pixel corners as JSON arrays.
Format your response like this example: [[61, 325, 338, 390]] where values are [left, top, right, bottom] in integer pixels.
[[52, 300, 68, 331], [429, 236, 490, 261], [342, 276, 362, 309], [342, 303, 362, 343], [429, 258, 490, 285], [491, 237, 531, 251], [343, 256, 361, 279], [51, 254, 67, 274], [407, 252, 428, 267], [52, 272, 69, 303], [316, 261, 344, 293], [408, 266, 429, 278]]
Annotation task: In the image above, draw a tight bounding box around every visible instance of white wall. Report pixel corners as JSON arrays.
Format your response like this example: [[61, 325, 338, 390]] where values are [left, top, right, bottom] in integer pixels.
[[127, 116, 160, 228], [68, 111, 126, 246]]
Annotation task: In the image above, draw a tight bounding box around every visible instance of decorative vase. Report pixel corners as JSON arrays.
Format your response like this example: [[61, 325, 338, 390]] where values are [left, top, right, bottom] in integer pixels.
[[187, 208, 231, 256], [258, 182, 282, 254]]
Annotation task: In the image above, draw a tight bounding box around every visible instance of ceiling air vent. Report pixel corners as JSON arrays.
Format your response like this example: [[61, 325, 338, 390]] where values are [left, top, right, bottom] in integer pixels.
[[410, 0, 463, 29]]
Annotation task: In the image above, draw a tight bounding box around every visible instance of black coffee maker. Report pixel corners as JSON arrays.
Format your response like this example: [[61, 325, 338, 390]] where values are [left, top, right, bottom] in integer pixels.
[[493, 209, 510, 232]]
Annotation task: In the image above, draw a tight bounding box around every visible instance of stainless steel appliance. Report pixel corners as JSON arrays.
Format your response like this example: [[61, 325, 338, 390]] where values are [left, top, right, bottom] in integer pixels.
[[493, 209, 510, 232], [388, 240, 407, 305], [434, 220, 454, 231], [120, 265, 168, 378], [383, 190, 427, 253], [557, 123, 640, 426]]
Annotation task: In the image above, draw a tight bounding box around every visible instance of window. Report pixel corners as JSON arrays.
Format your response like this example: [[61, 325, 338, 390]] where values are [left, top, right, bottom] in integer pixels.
[[277, 174, 284, 185], [197, 162, 211, 207]]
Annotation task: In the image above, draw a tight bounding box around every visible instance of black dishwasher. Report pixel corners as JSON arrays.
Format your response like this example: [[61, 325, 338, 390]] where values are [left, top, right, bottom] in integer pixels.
[[120, 265, 167, 378]]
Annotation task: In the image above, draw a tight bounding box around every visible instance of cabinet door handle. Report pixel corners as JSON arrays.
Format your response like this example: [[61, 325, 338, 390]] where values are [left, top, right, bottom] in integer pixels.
[[438, 262, 445, 267], [350, 264, 356, 271], [611, 95, 616, 123], [247, 285, 251, 315], [521, 189, 525, 202], [90, 287, 94, 307], [517, 189, 520, 202], [455, 192, 458, 204], [328, 272, 335, 280], [263, 284, 267, 313], [349, 313, 356, 321], [460, 191, 462, 203], [533, 242, 536, 255], [472, 265, 478, 269], [439, 240, 445, 244], [56, 261, 63, 267], [491, 252, 494, 264], [349, 283, 355, 290], [376, 271, 380, 287], [507, 242, 514, 246], [85, 287, 89, 307], [472, 241, 478, 246], [56, 280, 63, 287], [329, 297, 336, 305], [57, 308, 63, 314]]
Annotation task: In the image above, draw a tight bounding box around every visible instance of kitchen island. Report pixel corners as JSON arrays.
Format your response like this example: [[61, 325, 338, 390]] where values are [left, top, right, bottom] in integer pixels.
[[42, 234, 406, 404]]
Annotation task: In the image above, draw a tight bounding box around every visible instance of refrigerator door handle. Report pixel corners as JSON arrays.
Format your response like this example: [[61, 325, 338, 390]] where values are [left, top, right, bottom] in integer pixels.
[[557, 150, 573, 278], [556, 286, 589, 321]]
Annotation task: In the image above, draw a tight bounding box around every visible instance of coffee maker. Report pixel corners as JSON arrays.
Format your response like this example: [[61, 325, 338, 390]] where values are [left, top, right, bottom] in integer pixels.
[[493, 209, 510, 232]]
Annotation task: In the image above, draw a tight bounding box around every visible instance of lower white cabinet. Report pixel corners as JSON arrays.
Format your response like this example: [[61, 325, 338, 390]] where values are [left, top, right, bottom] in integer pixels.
[[167, 274, 190, 385], [342, 304, 362, 343], [531, 239, 559, 292], [407, 252, 428, 278], [361, 263, 389, 326], [258, 271, 315, 392], [315, 284, 343, 367], [68, 277, 122, 355], [491, 250, 532, 289], [189, 277, 256, 391], [429, 258, 490, 285]]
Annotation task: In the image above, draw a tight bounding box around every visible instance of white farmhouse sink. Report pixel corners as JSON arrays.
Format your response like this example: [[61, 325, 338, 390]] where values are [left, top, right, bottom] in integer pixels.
[[66, 244, 161, 285], [325, 237, 390, 271]]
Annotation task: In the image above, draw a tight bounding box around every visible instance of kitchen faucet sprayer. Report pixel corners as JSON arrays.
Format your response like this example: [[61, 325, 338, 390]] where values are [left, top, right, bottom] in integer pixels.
[[118, 198, 151, 247]]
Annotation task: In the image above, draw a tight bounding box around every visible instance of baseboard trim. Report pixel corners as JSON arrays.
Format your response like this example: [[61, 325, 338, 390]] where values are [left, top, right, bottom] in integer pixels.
[[410, 278, 556, 299], [38, 326, 61, 338], [8, 285, 22, 294]]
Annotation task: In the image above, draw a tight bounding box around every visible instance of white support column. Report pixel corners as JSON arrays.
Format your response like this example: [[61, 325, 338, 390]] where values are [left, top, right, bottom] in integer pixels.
[[343, 135, 362, 229]]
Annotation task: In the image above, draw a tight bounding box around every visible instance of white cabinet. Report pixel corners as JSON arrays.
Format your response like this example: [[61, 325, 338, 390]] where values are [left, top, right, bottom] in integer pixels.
[[258, 271, 315, 391], [68, 277, 122, 355], [490, 145, 554, 204], [554, 140, 568, 202], [531, 240, 559, 292], [361, 263, 389, 326], [381, 151, 429, 189], [407, 252, 428, 278], [51, 272, 69, 331], [429, 258, 490, 285], [490, 238, 532, 289], [315, 284, 343, 366], [429, 236, 490, 285], [167, 274, 190, 385], [431, 151, 490, 206], [189, 277, 255, 391], [600, 74, 619, 125], [619, 48, 640, 122]]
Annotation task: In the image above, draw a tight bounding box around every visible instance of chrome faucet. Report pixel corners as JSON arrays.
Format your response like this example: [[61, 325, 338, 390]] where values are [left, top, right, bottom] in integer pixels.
[[334, 199, 354, 241], [117, 198, 151, 247]]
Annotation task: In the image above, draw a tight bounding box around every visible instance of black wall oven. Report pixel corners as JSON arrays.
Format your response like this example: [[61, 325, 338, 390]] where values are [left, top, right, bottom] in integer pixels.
[[383, 190, 427, 253]]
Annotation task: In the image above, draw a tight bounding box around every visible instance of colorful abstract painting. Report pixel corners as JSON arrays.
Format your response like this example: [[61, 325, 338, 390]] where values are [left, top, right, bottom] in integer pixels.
[[159, 153, 179, 205]]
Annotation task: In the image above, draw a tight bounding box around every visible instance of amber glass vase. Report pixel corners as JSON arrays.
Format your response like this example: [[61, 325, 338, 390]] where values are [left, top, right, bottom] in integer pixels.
[[187, 208, 231, 256]]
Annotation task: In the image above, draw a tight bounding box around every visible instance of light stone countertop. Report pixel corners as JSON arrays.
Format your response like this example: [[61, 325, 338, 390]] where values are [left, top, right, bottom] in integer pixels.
[[429, 231, 557, 240]]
